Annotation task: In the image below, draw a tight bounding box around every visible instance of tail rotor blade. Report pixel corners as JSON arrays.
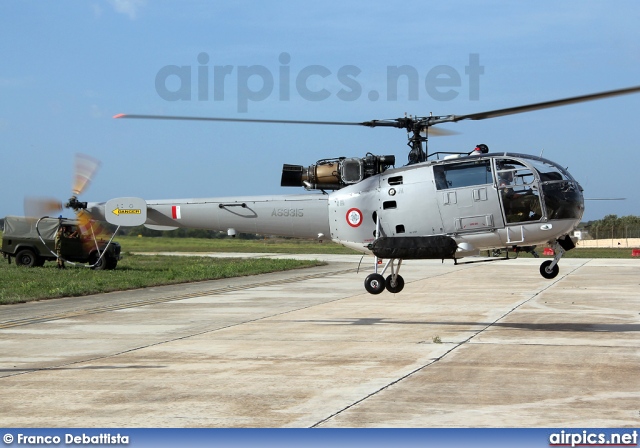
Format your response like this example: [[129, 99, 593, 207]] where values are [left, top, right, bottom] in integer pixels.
[[73, 153, 101, 196], [75, 209, 93, 237], [24, 196, 63, 218], [76, 209, 112, 253]]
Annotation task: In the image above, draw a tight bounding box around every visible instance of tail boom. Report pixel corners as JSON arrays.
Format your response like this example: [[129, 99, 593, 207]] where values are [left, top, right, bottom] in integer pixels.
[[91, 194, 331, 239]]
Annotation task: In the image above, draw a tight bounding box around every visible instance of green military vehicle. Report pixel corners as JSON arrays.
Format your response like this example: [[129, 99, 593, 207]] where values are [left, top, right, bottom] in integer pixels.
[[1, 216, 121, 269]]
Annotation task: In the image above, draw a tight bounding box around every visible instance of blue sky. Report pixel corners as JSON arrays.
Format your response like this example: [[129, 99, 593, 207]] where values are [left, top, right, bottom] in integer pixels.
[[1, 0, 639, 222]]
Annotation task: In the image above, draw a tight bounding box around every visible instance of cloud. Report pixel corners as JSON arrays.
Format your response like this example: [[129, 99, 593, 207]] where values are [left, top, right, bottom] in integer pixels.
[[108, 0, 145, 20]]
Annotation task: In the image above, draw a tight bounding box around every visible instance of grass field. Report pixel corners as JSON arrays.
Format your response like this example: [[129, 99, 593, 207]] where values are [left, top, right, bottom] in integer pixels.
[[115, 235, 361, 254], [116, 235, 640, 258], [2, 233, 637, 305], [0, 254, 324, 305]]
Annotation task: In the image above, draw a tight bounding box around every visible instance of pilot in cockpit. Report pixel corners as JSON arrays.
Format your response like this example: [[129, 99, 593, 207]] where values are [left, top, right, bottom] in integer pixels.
[[497, 165, 542, 222]]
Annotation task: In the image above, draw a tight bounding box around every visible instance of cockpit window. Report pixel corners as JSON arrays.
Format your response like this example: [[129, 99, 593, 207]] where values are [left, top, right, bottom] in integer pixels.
[[526, 159, 572, 182], [495, 156, 583, 222], [433, 160, 492, 190], [525, 158, 582, 219], [542, 182, 583, 219], [495, 159, 542, 223], [496, 159, 535, 187]]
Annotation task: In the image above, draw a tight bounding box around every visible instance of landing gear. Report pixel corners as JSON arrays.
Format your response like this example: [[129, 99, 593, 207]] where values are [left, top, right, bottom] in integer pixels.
[[385, 273, 405, 293], [538, 235, 574, 280], [539, 260, 559, 279], [364, 257, 405, 294], [364, 273, 386, 294]]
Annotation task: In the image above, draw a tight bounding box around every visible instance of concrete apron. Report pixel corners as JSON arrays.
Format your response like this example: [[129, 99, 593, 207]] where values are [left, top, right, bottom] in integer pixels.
[[0, 256, 638, 427]]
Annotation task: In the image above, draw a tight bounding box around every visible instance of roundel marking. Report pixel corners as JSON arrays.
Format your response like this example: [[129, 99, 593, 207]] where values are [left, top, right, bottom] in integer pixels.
[[346, 208, 363, 227]]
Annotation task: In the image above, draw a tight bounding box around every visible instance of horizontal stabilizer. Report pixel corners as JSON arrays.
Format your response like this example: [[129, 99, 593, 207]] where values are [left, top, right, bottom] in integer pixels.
[[144, 224, 179, 231]]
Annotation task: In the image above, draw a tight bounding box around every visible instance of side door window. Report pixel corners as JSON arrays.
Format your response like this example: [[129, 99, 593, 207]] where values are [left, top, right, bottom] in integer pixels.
[[434, 160, 503, 233], [495, 159, 543, 223], [433, 160, 493, 190]]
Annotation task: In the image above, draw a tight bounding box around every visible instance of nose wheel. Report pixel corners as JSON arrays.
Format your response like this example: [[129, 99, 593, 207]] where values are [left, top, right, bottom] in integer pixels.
[[539, 235, 574, 280], [539, 260, 559, 279]]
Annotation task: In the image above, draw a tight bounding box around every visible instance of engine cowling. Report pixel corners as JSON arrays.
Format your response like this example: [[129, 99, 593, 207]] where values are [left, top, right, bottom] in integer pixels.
[[281, 155, 395, 190]]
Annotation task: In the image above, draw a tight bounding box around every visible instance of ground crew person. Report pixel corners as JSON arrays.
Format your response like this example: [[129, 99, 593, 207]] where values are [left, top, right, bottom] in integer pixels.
[[54, 225, 78, 269]]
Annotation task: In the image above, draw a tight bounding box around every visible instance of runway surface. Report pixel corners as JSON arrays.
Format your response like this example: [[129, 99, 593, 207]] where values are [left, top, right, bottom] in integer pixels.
[[1, 255, 638, 427]]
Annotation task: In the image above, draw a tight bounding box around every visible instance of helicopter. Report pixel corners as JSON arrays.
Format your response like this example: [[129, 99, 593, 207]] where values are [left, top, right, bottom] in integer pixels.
[[32, 85, 640, 294]]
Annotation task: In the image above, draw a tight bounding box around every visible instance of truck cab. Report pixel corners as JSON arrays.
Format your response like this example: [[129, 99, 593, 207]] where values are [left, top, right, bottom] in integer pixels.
[[1, 216, 121, 269]]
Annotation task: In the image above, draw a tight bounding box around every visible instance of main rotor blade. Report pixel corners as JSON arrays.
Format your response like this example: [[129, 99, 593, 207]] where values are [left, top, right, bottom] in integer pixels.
[[114, 113, 456, 136], [422, 127, 459, 136], [450, 85, 640, 122], [114, 113, 364, 126]]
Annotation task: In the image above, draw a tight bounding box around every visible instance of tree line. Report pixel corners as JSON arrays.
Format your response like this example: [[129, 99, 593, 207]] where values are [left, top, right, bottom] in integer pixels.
[[580, 215, 640, 239]]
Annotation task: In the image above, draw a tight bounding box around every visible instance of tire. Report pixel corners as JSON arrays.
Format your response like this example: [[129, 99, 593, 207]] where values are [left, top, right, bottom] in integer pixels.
[[105, 257, 118, 270], [540, 260, 559, 279], [15, 249, 37, 267], [90, 252, 107, 270], [364, 273, 386, 295], [385, 274, 405, 293], [33, 257, 46, 267]]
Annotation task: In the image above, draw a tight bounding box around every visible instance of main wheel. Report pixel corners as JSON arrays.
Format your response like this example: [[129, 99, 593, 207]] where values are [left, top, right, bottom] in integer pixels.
[[385, 274, 405, 293], [15, 249, 37, 267], [364, 273, 386, 295], [540, 260, 559, 279]]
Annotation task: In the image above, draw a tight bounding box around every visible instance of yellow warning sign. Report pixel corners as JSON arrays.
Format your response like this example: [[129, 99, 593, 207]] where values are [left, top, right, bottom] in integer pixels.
[[112, 208, 142, 216]]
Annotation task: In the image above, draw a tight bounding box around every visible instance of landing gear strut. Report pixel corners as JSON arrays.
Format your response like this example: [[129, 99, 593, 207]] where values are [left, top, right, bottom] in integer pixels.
[[364, 257, 405, 294], [539, 235, 575, 280]]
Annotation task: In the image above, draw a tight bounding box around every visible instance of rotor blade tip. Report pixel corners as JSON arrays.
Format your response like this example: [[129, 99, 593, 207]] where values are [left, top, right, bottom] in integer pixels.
[[113, 113, 126, 119]]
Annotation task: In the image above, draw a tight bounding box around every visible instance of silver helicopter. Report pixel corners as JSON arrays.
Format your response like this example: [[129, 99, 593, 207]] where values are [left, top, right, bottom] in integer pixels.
[[40, 85, 640, 294]]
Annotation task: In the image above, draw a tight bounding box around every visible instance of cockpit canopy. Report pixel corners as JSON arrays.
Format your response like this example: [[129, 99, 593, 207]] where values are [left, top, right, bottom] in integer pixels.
[[433, 153, 584, 223]]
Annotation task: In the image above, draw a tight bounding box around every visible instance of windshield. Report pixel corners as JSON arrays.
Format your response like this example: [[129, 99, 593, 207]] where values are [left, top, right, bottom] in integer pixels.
[[524, 158, 583, 220], [494, 155, 583, 222], [525, 158, 573, 182], [541, 181, 584, 220]]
